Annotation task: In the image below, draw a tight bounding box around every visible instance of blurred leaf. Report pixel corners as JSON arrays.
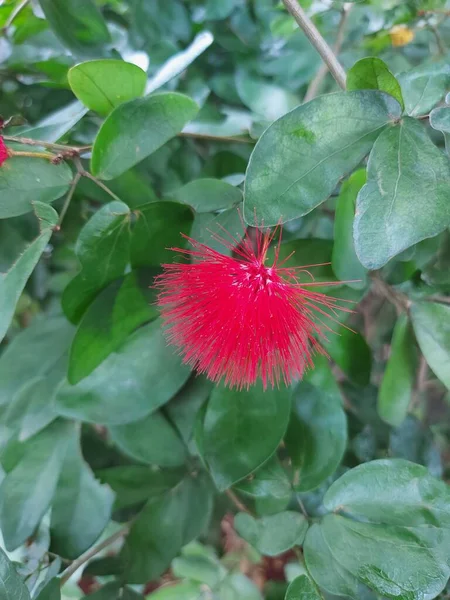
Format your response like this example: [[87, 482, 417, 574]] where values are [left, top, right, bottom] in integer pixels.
[[286, 357, 347, 492], [91, 93, 199, 180], [109, 411, 187, 467], [0, 547, 31, 600], [0, 203, 57, 343], [202, 383, 291, 490], [120, 474, 212, 583], [146, 582, 203, 599], [0, 158, 72, 218], [68, 268, 160, 383], [354, 118, 450, 269], [11, 101, 88, 143], [84, 583, 144, 599], [62, 201, 131, 324], [430, 106, 450, 154], [218, 573, 263, 600], [244, 91, 401, 226], [347, 58, 404, 110], [411, 302, 450, 390], [50, 429, 114, 559], [332, 169, 368, 289], [55, 319, 191, 425], [398, 62, 450, 117], [378, 315, 417, 427], [205, 0, 238, 20], [131, 0, 190, 46], [286, 575, 323, 600], [39, 0, 111, 56], [324, 328, 372, 387], [390, 416, 442, 478], [68, 60, 147, 116], [35, 578, 60, 600], [168, 179, 242, 213], [0, 420, 72, 550], [235, 511, 308, 556], [130, 202, 193, 268]]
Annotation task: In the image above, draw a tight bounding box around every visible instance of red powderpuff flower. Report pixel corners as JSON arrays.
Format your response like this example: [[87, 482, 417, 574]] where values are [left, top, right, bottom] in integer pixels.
[[0, 137, 9, 166], [155, 222, 350, 390]]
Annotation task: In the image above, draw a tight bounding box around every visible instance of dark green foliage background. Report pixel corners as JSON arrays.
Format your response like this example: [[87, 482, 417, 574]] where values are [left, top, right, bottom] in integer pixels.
[[0, 0, 449, 599]]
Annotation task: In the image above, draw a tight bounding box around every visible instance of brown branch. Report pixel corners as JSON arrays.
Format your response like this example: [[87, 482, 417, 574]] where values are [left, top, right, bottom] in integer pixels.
[[55, 172, 81, 230], [225, 489, 253, 515], [3, 135, 91, 154]]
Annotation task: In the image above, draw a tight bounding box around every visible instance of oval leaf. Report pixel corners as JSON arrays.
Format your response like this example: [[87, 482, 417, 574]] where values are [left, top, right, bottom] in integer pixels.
[[286, 575, 323, 600], [347, 57, 404, 110], [91, 93, 199, 180], [0, 547, 31, 600], [168, 178, 242, 213], [244, 91, 401, 225]]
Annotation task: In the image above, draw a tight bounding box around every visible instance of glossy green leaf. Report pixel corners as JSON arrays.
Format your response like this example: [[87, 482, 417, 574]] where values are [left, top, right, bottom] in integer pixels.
[[0, 420, 72, 550], [0, 547, 31, 600], [62, 201, 131, 324], [130, 202, 193, 268], [234, 456, 292, 516], [50, 430, 114, 559], [109, 411, 187, 467], [411, 302, 450, 390], [286, 575, 323, 600], [39, 0, 111, 56], [68, 60, 147, 116], [235, 511, 308, 556], [324, 328, 372, 387], [91, 93, 199, 180], [168, 178, 242, 213], [378, 315, 417, 426], [0, 157, 72, 218], [244, 91, 401, 226], [0, 203, 58, 343], [285, 357, 347, 492], [347, 58, 404, 110], [332, 169, 368, 289], [398, 62, 450, 117], [55, 319, 191, 425], [202, 383, 291, 490], [120, 474, 212, 583], [68, 268, 159, 384], [354, 118, 450, 269], [430, 106, 450, 154], [35, 579, 60, 600]]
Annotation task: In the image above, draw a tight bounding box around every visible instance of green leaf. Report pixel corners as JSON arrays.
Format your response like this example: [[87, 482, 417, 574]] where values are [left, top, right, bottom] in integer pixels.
[[83, 583, 144, 600], [13, 101, 88, 143], [390, 415, 442, 478], [0, 203, 58, 343], [202, 383, 291, 490], [50, 430, 114, 559], [270, 238, 337, 284], [0, 547, 31, 600], [286, 575, 323, 600], [62, 201, 131, 324], [97, 466, 183, 510], [411, 302, 450, 390], [35, 579, 60, 600], [398, 62, 450, 117], [0, 157, 72, 218], [285, 357, 347, 492], [354, 118, 450, 269], [146, 582, 203, 600], [68, 268, 160, 383], [168, 179, 242, 213], [332, 169, 368, 289], [55, 319, 191, 425], [323, 328, 372, 387], [190, 205, 244, 256], [0, 420, 72, 550], [244, 91, 401, 226], [304, 459, 450, 599], [347, 58, 404, 110], [120, 474, 213, 583], [234, 511, 308, 556], [430, 106, 450, 154], [91, 93, 199, 180], [39, 0, 111, 56], [68, 60, 147, 116], [130, 202, 193, 268], [234, 456, 292, 516], [109, 411, 187, 467], [378, 315, 417, 426], [218, 573, 263, 600]]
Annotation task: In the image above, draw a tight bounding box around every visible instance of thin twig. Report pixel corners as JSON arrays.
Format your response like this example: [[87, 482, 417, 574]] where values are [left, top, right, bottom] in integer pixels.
[[371, 272, 410, 315], [225, 489, 253, 515], [425, 295, 450, 305], [429, 25, 446, 54], [2, 0, 29, 32], [3, 135, 91, 153], [9, 149, 54, 160], [73, 156, 122, 202], [56, 172, 81, 230], [60, 524, 130, 586], [305, 5, 352, 102], [178, 131, 255, 144], [281, 0, 346, 90]]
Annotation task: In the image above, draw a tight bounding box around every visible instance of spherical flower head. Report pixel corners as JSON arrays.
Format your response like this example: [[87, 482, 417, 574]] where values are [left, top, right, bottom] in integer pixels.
[[0, 137, 8, 166], [156, 220, 349, 390]]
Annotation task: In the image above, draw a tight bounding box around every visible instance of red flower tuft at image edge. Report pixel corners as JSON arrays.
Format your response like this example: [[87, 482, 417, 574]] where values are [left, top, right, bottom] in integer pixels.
[[155, 221, 350, 390], [0, 137, 8, 166]]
